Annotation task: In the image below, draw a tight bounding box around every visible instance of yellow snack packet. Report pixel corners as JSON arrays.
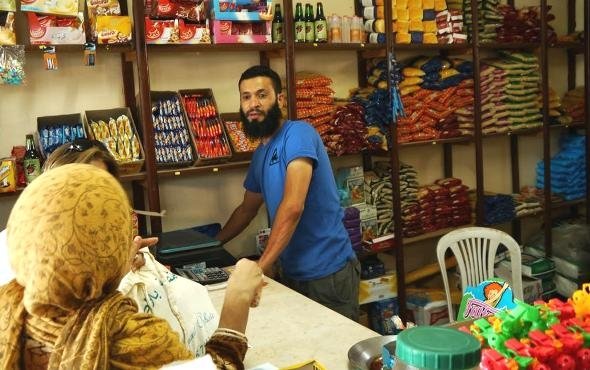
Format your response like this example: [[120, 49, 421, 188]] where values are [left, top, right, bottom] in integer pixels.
[[96, 15, 132, 44]]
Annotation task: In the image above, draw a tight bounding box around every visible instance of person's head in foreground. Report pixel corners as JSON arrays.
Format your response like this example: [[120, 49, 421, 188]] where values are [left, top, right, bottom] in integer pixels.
[[0, 163, 192, 369], [44, 138, 119, 178], [239, 65, 285, 140]]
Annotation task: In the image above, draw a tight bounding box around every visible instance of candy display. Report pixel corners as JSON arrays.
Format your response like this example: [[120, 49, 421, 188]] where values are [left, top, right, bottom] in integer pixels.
[[150, 0, 207, 22], [343, 206, 363, 252], [38, 121, 85, 156], [210, 0, 271, 43], [461, 284, 590, 370], [180, 90, 232, 163], [87, 0, 120, 39], [224, 120, 259, 154], [151, 93, 195, 167], [0, 11, 15, 45], [20, 0, 78, 16], [27, 12, 86, 45], [0, 44, 24, 85], [96, 15, 132, 44], [145, 18, 211, 44], [87, 110, 143, 172], [536, 133, 586, 201]]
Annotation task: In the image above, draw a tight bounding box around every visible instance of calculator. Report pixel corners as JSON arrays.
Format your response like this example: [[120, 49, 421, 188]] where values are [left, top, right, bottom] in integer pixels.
[[175, 266, 230, 285]]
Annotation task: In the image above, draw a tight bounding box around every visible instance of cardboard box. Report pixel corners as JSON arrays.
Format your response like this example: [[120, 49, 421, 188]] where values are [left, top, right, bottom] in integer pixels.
[[84, 107, 145, 175], [495, 264, 543, 304], [21, 0, 79, 16], [178, 89, 232, 165], [36, 113, 86, 158], [406, 290, 450, 326], [369, 297, 399, 335], [0, 157, 17, 193], [211, 0, 271, 21], [145, 18, 211, 44], [359, 271, 397, 305], [211, 19, 271, 44], [27, 12, 86, 45]]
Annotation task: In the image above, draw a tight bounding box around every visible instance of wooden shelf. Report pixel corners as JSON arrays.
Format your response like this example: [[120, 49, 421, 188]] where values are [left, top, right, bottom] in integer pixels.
[[404, 224, 474, 245], [0, 187, 24, 198], [394, 43, 472, 51], [478, 42, 540, 49], [157, 160, 251, 178], [147, 43, 284, 52], [551, 41, 584, 53], [295, 42, 384, 51], [25, 43, 134, 53], [400, 135, 473, 147], [120, 172, 146, 182]]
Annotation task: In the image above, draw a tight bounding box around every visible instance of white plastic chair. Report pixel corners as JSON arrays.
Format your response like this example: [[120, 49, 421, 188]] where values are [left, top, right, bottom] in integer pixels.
[[436, 226, 523, 321]]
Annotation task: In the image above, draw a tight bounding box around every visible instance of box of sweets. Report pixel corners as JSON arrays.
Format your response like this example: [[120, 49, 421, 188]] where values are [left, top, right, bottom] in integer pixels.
[[149, 91, 197, 168], [21, 0, 78, 16], [36, 113, 86, 158], [27, 12, 86, 45], [145, 18, 211, 44], [178, 89, 232, 165], [211, 0, 270, 21], [84, 107, 145, 174], [211, 19, 270, 43]]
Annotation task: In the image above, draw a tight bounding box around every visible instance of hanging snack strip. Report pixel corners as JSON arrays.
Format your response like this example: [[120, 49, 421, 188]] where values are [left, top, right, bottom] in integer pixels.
[[0, 44, 24, 85]]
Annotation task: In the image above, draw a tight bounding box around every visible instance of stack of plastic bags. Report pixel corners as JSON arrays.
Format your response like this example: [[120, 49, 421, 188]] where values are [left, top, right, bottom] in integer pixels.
[[512, 187, 543, 217], [343, 207, 363, 253], [495, 4, 557, 44], [361, 0, 385, 44], [434, 8, 466, 44], [464, 0, 502, 43], [483, 194, 516, 225], [479, 51, 542, 134], [397, 56, 474, 143], [418, 177, 471, 234], [324, 102, 367, 156], [295, 72, 337, 137], [393, 0, 448, 44], [536, 134, 586, 201], [399, 163, 421, 237], [561, 87, 585, 123], [364, 161, 396, 237]]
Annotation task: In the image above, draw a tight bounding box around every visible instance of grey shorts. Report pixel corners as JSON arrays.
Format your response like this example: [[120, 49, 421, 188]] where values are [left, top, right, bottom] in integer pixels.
[[281, 258, 361, 321]]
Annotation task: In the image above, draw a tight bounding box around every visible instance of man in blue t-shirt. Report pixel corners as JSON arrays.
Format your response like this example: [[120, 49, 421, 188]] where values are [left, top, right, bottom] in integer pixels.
[[216, 65, 360, 320]]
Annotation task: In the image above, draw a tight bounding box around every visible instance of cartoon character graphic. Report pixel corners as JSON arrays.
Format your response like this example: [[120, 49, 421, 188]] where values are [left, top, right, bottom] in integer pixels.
[[483, 281, 509, 308]]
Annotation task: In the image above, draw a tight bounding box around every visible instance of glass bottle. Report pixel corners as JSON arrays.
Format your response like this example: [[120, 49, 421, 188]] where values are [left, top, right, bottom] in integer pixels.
[[305, 3, 315, 43], [294, 2, 305, 43], [23, 134, 42, 184], [314, 2, 327, 43], [272, 4, 284, 43]]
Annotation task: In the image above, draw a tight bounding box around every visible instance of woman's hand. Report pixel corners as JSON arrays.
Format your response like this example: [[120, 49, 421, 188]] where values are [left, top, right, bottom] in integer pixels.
[[130, 236, 159, 271], [226, 258, 264, 307]]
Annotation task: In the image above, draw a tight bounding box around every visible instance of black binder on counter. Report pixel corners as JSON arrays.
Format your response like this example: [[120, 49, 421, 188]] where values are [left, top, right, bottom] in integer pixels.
[[155, 227, 236, 267]]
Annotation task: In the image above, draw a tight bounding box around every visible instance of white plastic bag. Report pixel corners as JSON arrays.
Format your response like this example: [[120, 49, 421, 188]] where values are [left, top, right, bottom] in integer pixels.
[[118, 249, 219, 356]]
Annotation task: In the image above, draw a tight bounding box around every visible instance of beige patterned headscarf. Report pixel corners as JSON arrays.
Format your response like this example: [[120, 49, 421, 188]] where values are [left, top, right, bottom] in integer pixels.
[[0, 164, 192, 369]]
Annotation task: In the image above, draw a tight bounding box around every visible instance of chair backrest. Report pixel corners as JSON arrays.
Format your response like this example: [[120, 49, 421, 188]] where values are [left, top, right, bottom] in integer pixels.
[[436, 226, 523, 322]]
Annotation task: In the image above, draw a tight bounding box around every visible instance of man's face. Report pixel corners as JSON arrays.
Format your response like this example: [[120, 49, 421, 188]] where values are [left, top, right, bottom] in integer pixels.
[[239, 76, 284, 139]]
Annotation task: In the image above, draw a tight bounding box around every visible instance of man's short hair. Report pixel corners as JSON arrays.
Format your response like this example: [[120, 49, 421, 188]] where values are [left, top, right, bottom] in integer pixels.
[[239, 65, 282, 94]]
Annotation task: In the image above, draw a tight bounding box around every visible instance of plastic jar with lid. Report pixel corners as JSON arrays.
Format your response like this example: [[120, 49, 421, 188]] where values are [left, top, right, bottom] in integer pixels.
[[393, 326, 481, 370]]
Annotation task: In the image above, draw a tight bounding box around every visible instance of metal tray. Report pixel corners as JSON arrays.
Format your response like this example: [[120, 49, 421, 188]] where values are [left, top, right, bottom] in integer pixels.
[[348, 335, 396, 370]]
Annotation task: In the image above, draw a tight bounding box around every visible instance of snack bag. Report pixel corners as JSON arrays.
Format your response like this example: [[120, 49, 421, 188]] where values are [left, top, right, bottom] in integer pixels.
[[20, 0, 78, 16], [87, 0, 120, 38], [0, 44, 25, 85], [0, 157, 17, 193], [0, 11, 15, 45], [96, 15, 132, 44]]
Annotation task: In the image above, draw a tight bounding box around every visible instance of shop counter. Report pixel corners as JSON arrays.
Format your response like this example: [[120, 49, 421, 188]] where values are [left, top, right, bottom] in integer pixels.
[[208, 278, 379, 369]]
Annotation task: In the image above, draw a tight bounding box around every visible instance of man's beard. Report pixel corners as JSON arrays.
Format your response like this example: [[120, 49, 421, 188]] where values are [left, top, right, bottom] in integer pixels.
[[240, 102, 282, 140]]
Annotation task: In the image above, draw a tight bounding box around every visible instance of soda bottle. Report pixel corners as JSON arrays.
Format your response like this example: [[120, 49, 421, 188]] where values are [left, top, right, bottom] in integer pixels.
[[314, 2, 327, 43], [23, 134, 42, 184], [305, 4, 315, 43], [294, 3, 305, 43], [272, 4, 284, 43]]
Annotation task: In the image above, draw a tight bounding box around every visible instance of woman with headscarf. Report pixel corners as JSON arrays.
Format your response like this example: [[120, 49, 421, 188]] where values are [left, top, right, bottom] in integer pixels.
[[0, 164, 260, 369]]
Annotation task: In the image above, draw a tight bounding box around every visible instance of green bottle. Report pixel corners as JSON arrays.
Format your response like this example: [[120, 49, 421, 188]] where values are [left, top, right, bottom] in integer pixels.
[[305, 3, 315, 43], [23, 134, 42, 184], [294, 3, 305, 43], [272, 4, 284, 43], [314, 2, 327, 43]]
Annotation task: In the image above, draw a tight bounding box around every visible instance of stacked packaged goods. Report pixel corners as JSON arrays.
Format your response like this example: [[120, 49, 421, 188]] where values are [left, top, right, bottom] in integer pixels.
[[480, 51, 542, 134], [418, 178, 471, 234], [393, 0, 448, 44], [463, 0, 502, 43], [324, 102, 367, 156], [536, 134, 586, 201], [295, 72, 337, 137], [561, 87, 585, 123], [397, 56, 474, 143]]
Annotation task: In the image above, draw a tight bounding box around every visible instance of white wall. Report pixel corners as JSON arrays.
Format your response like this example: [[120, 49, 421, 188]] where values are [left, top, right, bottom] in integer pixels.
[[0, 0, 585, 261]]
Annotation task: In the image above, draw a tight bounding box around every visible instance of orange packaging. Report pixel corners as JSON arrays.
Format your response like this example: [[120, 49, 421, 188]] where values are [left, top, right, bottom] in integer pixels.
[[0, 157, 17, 193], [96, 15, 132, 44]]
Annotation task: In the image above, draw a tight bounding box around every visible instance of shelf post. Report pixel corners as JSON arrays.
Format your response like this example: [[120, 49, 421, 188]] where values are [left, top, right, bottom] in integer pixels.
[[283, 0, 296, 120], [133, 0, 162, 234], [585, 0, 590, 224]]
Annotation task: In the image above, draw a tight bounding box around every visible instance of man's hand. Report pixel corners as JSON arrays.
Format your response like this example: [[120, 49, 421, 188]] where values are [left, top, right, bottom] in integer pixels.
[[131, 236, 159, 271]]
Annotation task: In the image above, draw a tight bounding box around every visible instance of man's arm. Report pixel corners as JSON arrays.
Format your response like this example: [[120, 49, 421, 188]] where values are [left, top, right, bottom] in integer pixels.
[[258, 157, 313, 276], [216, 190, 264, 244]]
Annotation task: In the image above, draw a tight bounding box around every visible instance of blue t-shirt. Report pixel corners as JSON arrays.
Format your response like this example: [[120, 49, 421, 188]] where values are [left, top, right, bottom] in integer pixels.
[[244, 120, 354, 281]]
